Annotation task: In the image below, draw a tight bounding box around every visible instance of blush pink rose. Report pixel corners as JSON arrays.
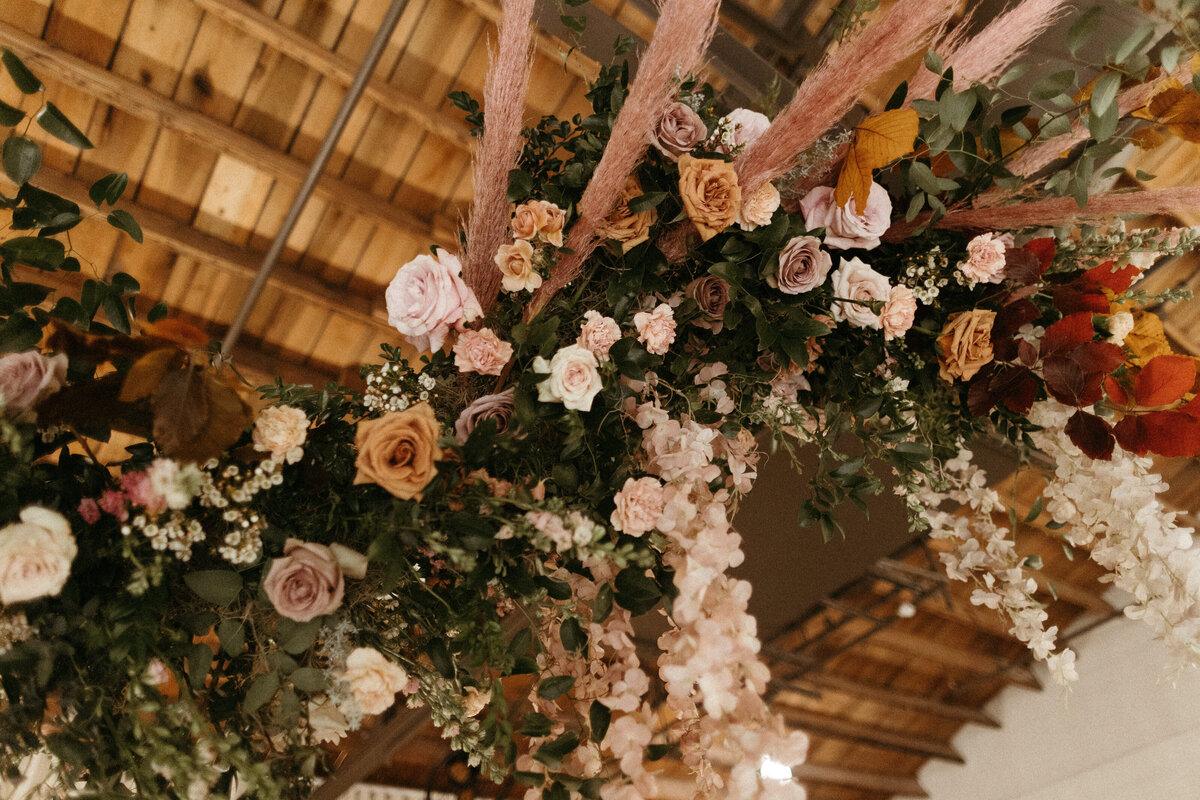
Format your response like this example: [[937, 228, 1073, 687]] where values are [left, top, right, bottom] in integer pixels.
[[610, 477, 665, 537], [532, 344, 603, 412], [830, 257, 890, 329], [881, 284, 917, 341], [452, 328, 513, 376], [385, 249, 482, 352], [961, 232, 1008, 284], [578, 310, 621, 358], [718, 108, 770, 153], [0, 507, 76, 605], [0, 351, 67, 417], [653, 102, 707, 159], [633, 303, 676, 356], [774, 235, 832, 295], [800, 182, 892, 250], [262, 538, 345, 622]]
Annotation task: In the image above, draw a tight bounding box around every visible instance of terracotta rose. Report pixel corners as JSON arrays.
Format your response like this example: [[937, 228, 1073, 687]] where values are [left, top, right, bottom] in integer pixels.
[[677, 154, 741, 241], [600, 177, 657, 252], [937, 310, 996, 382], [354, 403, 443, 500]]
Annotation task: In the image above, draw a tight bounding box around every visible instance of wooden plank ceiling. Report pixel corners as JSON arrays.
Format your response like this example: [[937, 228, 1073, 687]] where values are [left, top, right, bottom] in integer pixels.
[[1, 1, 1198, 799]]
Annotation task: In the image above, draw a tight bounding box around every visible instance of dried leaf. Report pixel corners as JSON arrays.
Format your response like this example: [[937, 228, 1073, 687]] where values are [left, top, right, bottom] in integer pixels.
[[143, 318, 210, 349], [1134, 353, 1196, 407], [1124, 310, 1174, 366], [989, 365, 1037, 414], [1138, 84, 1200, 142], [1113, 413, 1149, 455], [119, 348, 184, 403], [835, 109, 919, 212], [1130, 126, 1166, 149], [1081, 260, 1140, 294], [151, 365, 252, 462]]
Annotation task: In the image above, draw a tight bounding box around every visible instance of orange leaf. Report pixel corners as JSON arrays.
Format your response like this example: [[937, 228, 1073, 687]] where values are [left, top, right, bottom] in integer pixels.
[[144, 318, 211, 349], [1124, 310, 1174, 366], [834, 143, 870, 213], [1134, 354, 1196, 406], [1133, 80, 1200, 142], [1104, 375, 1130, 406], [118, 348, 184, 403], [835, 108, 919, 213], [1142, 410, 1200, 458]]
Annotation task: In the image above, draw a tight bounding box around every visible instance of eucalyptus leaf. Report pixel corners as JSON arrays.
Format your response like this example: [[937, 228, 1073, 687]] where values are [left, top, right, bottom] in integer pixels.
[[183, 570, 243, 606], [243, 672, 280, 715], [35, 103, 93, 149], [289, 668, 327, 693]]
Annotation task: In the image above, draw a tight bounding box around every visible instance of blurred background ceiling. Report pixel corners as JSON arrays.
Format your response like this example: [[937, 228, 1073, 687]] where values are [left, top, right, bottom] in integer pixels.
[[2, 1, 1199, 798]]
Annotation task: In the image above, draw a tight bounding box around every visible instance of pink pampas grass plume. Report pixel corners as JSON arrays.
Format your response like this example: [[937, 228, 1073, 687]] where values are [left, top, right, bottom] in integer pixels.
[[935, 186, 1200, 230], [462, 0, 537, 311], [527, 0, 721, 318], [908, 0, 1072, 102], [735, 0, 958, 199]]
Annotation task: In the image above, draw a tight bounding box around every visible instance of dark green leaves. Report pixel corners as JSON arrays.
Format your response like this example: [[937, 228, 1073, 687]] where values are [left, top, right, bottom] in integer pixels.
[[2, 136, 40, 185], [290, 668, 327, 693], [537, 674, 575, 700], [613, 566, 661, 616], [0, 236, 65, 270], [89, 173, 128, 206], [107, 209, 143, 243], [0, 98, 23, 127], [1, 49, 43, 94], [559, 617, 587, 652], [36, 103, 93, 149], [244, 671, 280, 715], [588, 700, 611, 742], [533, 731, 579, 770], [507, 168, 533, 203], [519, 711, 553, 738], [183, 570, 243, 606]]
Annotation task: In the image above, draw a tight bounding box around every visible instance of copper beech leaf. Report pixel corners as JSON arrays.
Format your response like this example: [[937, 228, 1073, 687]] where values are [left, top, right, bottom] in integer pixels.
[[1141, 410, 1200, 457], [835, 108, 919, 212], [1104, 375, 1130, 406], [151, 364, 252, 462], [1065, 409, 1114, 460], [118, 348, 184, 402], [1113, 414, 1150, 456], [1134, 354, 1195, 407], [1041, 313, 1095, 356]]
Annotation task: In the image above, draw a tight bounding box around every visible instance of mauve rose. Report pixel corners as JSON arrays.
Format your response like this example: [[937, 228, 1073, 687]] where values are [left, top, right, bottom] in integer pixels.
[[454, 390, 515, 444], [717, 107, 770, 153], [881, 284, 917, 341], [0, 507, 76, 605], [0, 351, 67, 417], [262, 538, 345, 622], [385, 249, 482, 352], [687, 275, 729, 321], [800, 182, 892, 250], [652, 102, 707, 159], [577, 310, 621, 358], [773, 235, 832, 295], [452, 328, 513, 376], [830, 257, 891, 329]]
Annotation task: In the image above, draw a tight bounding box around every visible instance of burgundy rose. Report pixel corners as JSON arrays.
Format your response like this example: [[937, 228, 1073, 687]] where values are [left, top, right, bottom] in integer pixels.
[[454, 390, 515, 444], [262, 538, 345, 622], [687, 276, 729, 321]]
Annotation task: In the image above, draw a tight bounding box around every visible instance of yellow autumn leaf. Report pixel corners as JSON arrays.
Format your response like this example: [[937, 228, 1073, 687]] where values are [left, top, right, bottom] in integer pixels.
[[1124, 309, 1175, 366], [1144, 85, 1200, 142], [835, 108, 919, 213]]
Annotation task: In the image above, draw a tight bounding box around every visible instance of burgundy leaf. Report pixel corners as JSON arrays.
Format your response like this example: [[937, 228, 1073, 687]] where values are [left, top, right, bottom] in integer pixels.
[[1113, 414, 1149, 456], [1065, 409, 1115, 460], [1018, 339, 1038, 366], [967, 364, 997, 416], [1081, 260, 1140, 295], [1041, 313, 1095, 357], [989, 365, 1038, 415], [1052, 285, 1109, 315], [1043, 354, 1105, 407], [1073, 341, 1125, 377], [1003, 248, 1043, 285]]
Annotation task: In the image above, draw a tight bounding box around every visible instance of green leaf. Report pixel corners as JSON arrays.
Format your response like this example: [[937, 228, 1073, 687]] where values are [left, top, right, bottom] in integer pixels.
[[1, 49, 43, 94], [0, 98, 20, 128], [290, 667, 327, 693], [1, 136, 38, 185], [1030, 69, 1075, 100], [923, 52, 943, 75], [89, 172, 128, 206], [147, 300, 168, 322], [243, 671, 280, 715], [997, 64, 1028, 87], [507, 627, 533, 656], [107, 209, 143, 243], [627, 192, 667, 214], [560, 617, 587, 652], [519, 711, 553, 738], [278, 618, 322, 654], [589, 700, 611, 742], [592, 583, 613, 623], [183, 570, 243, 606], [507, 168, 533, 203], [613, 566, 661, 616], [537, 674, 575, 700], [428, 638, 455, 679], [187, 642, 213, 691], [1023, 495, 1045, 524], [216, 619, 244, 657], [35, 103, 93, 149], [0, 236, 65, 270], [1089, 71, 1120, 119], [560, 14, 587, 34], [533, 731, 580, 770], [1067, 7, 1102, 57], [938, 90, 976, 132], [100, 290, 130, 334]]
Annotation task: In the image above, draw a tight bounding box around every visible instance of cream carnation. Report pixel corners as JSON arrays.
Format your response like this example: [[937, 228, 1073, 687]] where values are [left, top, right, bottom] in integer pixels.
[[306, 694, 349, 744], [610, 477, 665, 536], [385, 249, 482, 352], [252, 404, 308, 463], [0, 351, 67, 417], [800, 183, 892, 250], [961, 232, 1008, 284], [633, 303, 677, 356], [881, 284, 917, 341], [532, 344, 603, 412], [452, 328, 513, 376], [578, 310, 621, 358], [830, 257, 890, 329], [736, 181, 780, 231], [0, 507, 76, 605], [343, 646, 410, 716]]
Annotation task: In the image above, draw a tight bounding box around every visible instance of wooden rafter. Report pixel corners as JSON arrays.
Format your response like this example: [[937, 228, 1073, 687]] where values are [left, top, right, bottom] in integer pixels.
[[0, 21, 457, 245], [797, 672, 1001, 728], [453, 0, 598, 83], [792, 762, 927, 797], [777, 706, 964, 763]]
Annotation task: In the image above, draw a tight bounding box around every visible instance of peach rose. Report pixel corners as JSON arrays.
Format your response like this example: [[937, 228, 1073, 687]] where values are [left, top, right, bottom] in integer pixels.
[[578, 310, 621, 358], [452, 328, 513, 376], [530, 200, 566, 247], [343, 646, 410, 716], [799, 182, 892, 250], [600, 177, 657, 252], [495, 239, 542, 293], [881, 284, 917, 341], [252, 404, 308, 463], [773, 235, 832, 295], [610, 477, 665, 536], [736, 181, 780, 231], [510, 203, 541, 240], [262, 538, 344, 622], [678, 155, 741, 241], [353, 403, 443, 500], [937, 310, 996, 382], [961, 232, 1008, 284], [532, 344, 603, 412], [0, 351, 66, 417], [830, 257, 890, 329], [652, 102, 707, 159], [0, 507, 76, 605], [385, 249, 482, 352]]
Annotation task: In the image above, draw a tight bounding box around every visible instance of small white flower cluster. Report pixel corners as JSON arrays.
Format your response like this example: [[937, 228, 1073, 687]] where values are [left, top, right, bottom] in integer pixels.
[[900, 246, 952, 303], [0, 610, 33, 655], [418, 672, 498, 780], [121, 510, 206, 561], [362, 362, 436, 414], [913, 448, 1077, 684], [216, 507, 266, 565], [1029, 400, 1200, 679], [195, 459, 285, 564]]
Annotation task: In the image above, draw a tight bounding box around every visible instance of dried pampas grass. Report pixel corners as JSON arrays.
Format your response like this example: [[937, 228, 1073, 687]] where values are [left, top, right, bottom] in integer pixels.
[[936, 186, 1200, 230]]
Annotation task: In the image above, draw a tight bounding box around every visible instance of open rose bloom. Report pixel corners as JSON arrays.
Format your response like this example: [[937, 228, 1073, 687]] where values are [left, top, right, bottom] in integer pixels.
[[385, 249, 482, 352], [0, 507, 76, 605]]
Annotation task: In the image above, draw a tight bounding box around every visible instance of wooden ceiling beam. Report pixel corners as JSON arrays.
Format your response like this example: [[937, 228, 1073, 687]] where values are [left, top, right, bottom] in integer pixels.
[[778, 706, 964, 763], [793, 762, 928, 797], [187, 0, 474, 150], [796, 672, 1001, 728], [0, 21, 456, 245], [454, 0, 597, 83]]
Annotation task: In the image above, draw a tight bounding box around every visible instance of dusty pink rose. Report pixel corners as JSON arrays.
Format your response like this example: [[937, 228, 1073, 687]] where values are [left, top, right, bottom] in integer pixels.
[[77, 498, 100, 525], [830, 257, 890, 329], [385, 249, 482, 352], [800, 182, 892, 250], [633, 303, 677, 356], [343, 646, 410, 716], [0, 351, 67, 417], [652, 102, 707, 159], [881, 285, 917, 341], [532, 345, 603, 412], [530, 200, 566, 247], [577, 311, 621, 358], [253, 404, 308, 463], [961, 232, 1008, 284], [774, 235, 832, 295], [452, 328, 513, 376], [454, 390, 515, 443], [610, 477, 665, 536], [262, 538, 345, 622], [510, 203, 541, 240], [717, 108, 770, 153]]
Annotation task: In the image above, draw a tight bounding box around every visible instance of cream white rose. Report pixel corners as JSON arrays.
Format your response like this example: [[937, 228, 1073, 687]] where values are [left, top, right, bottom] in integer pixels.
[[532, 344, 603, 412], [0, 351, 67, 418], [0, 507, 77, 605], [307, 694, 350, 744], [343, 646, 410, 716], [830, 257, 891, 329], [1106, 311, 1135, 346]]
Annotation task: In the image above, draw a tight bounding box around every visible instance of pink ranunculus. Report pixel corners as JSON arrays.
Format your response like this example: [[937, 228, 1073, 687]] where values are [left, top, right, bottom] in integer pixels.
[[262, 538, 345, 622], [77, 498, 100, 525], [385, 249, 482, 352], [961, 232, 1008, 284], [652, 102, 707, 159], [633, 303, 676, 356], [829, 257, 891, 329], [718, 108, 770, 153], [578, 310, 621, 358], [452, 328, 513, 376], [0, 351, 67, 417], [799, 182, 892, 250], [610, 477, 665, 537], [454, 390, 515, 444], [773, 235, 832, 295], [881, 284, 917, 340]]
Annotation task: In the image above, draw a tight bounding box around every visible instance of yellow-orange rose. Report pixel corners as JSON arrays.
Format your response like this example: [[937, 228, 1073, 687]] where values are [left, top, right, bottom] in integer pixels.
[[353, 403, 443, 499], [937, 310, 996, 382], [677, 154, 741, 241], [599, 177, 657, 252]]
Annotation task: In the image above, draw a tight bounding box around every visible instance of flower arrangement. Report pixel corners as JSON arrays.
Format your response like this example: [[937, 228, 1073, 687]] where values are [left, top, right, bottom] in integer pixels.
[[3, 1, 1200, 798]]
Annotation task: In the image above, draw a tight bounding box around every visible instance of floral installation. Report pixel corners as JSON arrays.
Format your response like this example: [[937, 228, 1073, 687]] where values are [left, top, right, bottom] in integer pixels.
[[3, 1, 1200, 799]]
